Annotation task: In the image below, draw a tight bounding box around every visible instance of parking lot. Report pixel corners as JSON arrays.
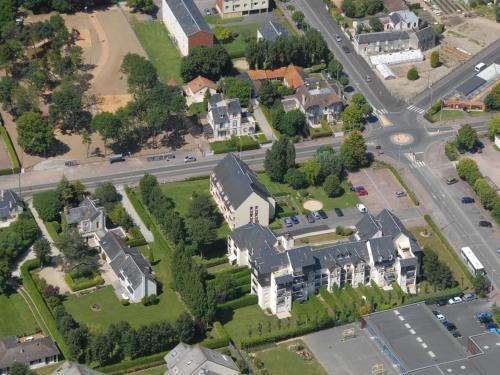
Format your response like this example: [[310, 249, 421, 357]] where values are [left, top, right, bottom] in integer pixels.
[[349, 168, 413, 213]]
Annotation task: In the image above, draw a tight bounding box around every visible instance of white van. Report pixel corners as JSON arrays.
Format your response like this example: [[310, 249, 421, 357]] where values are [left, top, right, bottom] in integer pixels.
[[475, 62, 486, 72]]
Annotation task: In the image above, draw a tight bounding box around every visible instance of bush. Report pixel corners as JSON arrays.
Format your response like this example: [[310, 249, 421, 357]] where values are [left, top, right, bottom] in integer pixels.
[[33, 191, 63, 222], [121, 299, 130, 306], [284, 168, 309, 189], [127, 237, 148, 247], [444, 142, 458, 161], [64, 273, 104, 292], [336, 226, 354, 236], [430, 51, 440, 68], [407, 67, 419, 81], [218, 294, 258, 311], [210, 136, 260, 154], [142, 294, 160, 306], [456, 158, 481, 185], [323, 174, 341, 197]]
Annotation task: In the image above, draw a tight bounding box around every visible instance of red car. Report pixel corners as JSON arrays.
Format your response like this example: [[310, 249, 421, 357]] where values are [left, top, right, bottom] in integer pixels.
[[356, 189, 368, 196]]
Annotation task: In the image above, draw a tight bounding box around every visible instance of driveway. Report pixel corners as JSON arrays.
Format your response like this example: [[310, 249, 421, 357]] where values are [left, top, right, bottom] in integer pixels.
[[254, 105, 276, 142], [117, 185, 154, 242]]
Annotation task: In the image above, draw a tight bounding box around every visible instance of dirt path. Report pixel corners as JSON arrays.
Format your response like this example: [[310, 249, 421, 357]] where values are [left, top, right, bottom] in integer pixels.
[[88, 12, 110, 86]]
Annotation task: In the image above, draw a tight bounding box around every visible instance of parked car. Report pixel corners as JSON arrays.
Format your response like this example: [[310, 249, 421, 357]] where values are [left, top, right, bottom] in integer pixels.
[[375, 145, 382, 150], [396, 191, 407, 198], [342, 45, 350, 53], [436, 313, 446, 321], [318, 210, 328, 219], [335, 34, 341, 42], [291, 216, 300, 225], [476, 312, 492, 322], [204, 8, 210, 15], [486, 322, 498, 330], [443, 321, 457, 331], [366, 75, 372, 83], [452, 331, 462, 338], [312, 211, 321, 220], [356, 203, 368, 213], [353, 185, 365, 192], [284, 218, 293, 227], [211, 7, 217, 14], [446, 177, 458, 185], [461, 197, 475, 204], [184, 154, 197, 163], [463, 293, 475, 302], [356, 189, 368, 196], [479, 220, 492, 228], [334, 208, 344, 217], [448, 296, 462, 305], [431, 310, 440, 316], [306, 213, 315, 223], [436, 299, 448, 306]]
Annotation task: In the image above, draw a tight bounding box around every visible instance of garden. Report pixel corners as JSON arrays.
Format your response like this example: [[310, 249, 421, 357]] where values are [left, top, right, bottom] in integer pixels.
[[215, 23, 263, 59], [0, 293, 39, 337]]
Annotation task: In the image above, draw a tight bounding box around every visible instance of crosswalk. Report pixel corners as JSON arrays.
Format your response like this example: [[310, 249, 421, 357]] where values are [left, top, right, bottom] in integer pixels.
[[407, 105, 425, 115], [374, 108, 388, 115], [405, 152, 426, 168]]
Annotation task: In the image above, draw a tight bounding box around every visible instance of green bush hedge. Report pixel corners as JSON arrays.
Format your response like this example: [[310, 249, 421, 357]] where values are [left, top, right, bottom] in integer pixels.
[[219, 294, 258, 311], [310, 123, 333, 139], [445, 141, 458, 161], [210, 136, 260, 154], [376, 161, 419, 206], [0, 125, 21, 171], [99, 351, 167, 374], [202, 256, 228, 268], [124, 186, 154, 229], [64, 273, 105, 292], [127, 237, 148, 247], [20, 259, 70, 358]]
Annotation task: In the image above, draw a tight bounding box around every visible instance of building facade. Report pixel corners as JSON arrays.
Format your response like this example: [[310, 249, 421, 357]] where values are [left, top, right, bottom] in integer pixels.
[[66, 198, 106, 239], [216, 0, 269, 19], [162, 0, 213, 56], [354, 30, 411, 55], [210, 153, 275, 230], [293, 83, 343, 127], [385, 10, 420, 31], [183, 76, 217, 105], [0, 190, 23, 228], [227, 209, 421, 316], [207, 94, 255, 140]]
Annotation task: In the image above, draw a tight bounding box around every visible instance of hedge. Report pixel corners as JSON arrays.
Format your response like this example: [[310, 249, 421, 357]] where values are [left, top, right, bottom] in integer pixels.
[[376, 160, 419, 206], [445, 141, 458, 161], [310, 123, 333, 139], [210, 136, 260, 154], [424, 215, 473, 283], [185, 175, 210, 181], [202, 256, 228, 268], [124, 186, 154, 229], [99, 351, 167, 374], [64, 273, 105, 292], [218, 294, 258, 311], [45, 221, 61, 242], [20, 259, 70, 358], [127, 237, 148, 247], [0, 125, 21, 173]]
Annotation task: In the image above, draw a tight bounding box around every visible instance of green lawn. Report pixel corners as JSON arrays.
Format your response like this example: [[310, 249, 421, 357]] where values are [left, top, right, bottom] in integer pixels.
[[132, 21, 183, 83], [218, 23, 262, 59], [34, 363, 62, 375], [255, 340, 328, 375], [430, 110, 465, 122], [0, 293, 39, 336], [205, 15, 244, 25], [127, 366, 165, 375]]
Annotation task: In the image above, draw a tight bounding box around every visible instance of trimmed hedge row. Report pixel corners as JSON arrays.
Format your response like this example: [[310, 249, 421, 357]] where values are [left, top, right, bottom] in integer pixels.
[[127, 237, 148, 247], [218, 294, 258, 311], [210, 136, 260, 154], [203, 256, 228, 268], [310, 124, 333, 139], [20, 259, 70, 358], [64, 273, 104, 292], [99, 351, 167, 374], [376, 160, 419, 206], [0, 125, 21, 175], [200, 321, 230, 349], [124, 186, 154, 229], [424, 215, 473, 283]]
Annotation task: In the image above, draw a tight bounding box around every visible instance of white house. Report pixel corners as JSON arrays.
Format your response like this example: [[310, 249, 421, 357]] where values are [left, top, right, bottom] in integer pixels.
[[386, 10, 420, 31], [66, 198, 106, 239], [0, 190, 23, 228], [210, 153, 275, 230], [293, 82, 343, 127], [216, 0, 269, 19], [228, 209, 421, 316], [207, 94, 255, 140], [183, 76, 217, 105]]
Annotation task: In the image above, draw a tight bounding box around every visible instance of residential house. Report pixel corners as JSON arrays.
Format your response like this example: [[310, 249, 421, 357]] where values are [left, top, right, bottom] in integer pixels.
[[51, 361, 103, 375], [409, 26, 437, 51], [257, 21, 289, 42], [162, 0, 213, 56], [283, 65, 306, 89], [354, 31, 411, 56], [164, 342, 239, 375], [0, 190, 23, 228], [99, 232, 157, 303], [216, 0, 269, 19], [210, 153, 275, 230], [66, 198, 106, 239], [0, 335, 60, 375], [207, 94, 255, 140], [183, 76, 217, 105], [385, 10, 420, 31], [383, 0, 408, 12], [248, 64, 306, 91], [227, 209, 421, 316]]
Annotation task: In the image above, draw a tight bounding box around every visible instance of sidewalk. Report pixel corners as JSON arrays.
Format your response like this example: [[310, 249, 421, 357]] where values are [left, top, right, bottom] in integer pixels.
[[254, 105, 276, 142], [117, 185, 154, 243]]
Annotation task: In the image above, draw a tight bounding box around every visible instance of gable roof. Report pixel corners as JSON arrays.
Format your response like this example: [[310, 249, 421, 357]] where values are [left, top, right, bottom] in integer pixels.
[[66, 198, 101, 225], [356, 30, 409, 44], [414, 26, 436, 43], [296, 85, 342, 109], [247, 66, 288, 81], [376, 209, 415, 240], [369, 236, 397, 264], [211, 153, 273, 210], [187, 76, 217, 94], [51, 361, 103, 375], [389, 10, 419, 26], [284, 65, 306, 89], [0, 336, 60, 369], [355, 214, 381, 240], [258, 21, 289, 41], [0, 189, 21, 220], [164, 0, 212, 37]]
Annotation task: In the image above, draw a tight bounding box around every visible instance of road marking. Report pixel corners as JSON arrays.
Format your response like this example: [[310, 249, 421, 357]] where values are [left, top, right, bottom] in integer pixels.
[[405, 153, 426, 168], [407, 105, 426, 115]]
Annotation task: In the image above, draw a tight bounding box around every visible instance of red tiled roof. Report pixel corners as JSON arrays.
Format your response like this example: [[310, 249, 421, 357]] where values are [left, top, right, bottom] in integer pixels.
[[187, 76, 217, 93], [283, 65, 306, 89]]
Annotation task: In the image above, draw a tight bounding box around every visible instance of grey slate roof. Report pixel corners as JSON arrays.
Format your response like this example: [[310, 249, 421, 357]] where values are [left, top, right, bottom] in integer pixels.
[[356, 30, 409, 44], [66, 198, 101, 225], [51, 361, 103, 375], [165, 342, 239, 375], [212, 153, 273, 210], [389, 10, 419, 26], [376, 209, 415, 240], [0, 189, 21, 220], [164, 0, 212, 37], [314, 241, 369, 269], [100, 231, 127, 262], [258, 21, 289, 41], [355, 214, 381, 240], [0, 336, 60, 369], [414, 26, 436, 43], [457, 76, 486, 96], [369, 236, 397, 264], [287, 246, 316, 269]]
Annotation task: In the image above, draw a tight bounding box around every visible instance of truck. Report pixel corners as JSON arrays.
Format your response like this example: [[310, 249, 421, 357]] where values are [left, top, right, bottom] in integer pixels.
[[108, 154, 125, 164]]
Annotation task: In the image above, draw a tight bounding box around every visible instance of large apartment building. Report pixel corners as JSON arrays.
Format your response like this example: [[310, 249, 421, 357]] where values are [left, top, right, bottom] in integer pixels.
[[227, 209, 421, 316], [216, 0, 269, 19], [210, 153, 275, 230]]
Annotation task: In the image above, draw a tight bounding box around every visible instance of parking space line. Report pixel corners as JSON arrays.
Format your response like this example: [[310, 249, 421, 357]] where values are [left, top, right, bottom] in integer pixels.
[[362, 169, 392, 210]]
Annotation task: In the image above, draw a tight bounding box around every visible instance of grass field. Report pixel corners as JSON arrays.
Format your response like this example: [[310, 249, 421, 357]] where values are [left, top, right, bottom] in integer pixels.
[[295, 232, 348, 246], [218, 23, 262, 59], [0, 293, 39, 336], [34, 363, 61, 375], [411, 226, 472, 289], [127, 366, 165, 375], [132, 21, 183, 83], [255, 339, 328, 375], [205, 15, 244, 24], [430, 110, 465, 122]]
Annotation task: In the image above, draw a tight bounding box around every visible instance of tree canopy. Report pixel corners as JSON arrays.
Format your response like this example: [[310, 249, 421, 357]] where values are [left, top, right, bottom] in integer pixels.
[[219, 77, 252, 107], [264, 136, 296, 182], [455, 124, 478, 151], [340, 130, 367, 171], [181, 45, 232, 82], [16, 112, 54, 155]]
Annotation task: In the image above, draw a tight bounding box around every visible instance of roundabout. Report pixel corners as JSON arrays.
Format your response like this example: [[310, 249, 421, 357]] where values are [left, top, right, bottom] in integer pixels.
[[390, 133, 414, 146]]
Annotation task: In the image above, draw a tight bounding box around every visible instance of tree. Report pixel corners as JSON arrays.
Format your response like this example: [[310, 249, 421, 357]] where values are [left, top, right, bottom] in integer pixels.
[[456, 158, 481, 185], [16, 112, 54, 156], [56, 176, 84, 207], [369, 17, 384, 32], [181, 45, 232, 82], [93, 182, 120, 210], [81, 129, 91, 158], [455, 124, 478, 151], [264, 136, 295, 182], [55, 227, 97, 272], [188, 217, 216, 255], [109, 204, 134, 230], [484, 82, 500, 111], [0, 261, 11, 295], [284, 168, 309, 189], [219, 77, 251, 107], [292, 10, 305, 25], [258, 80, 280, 107], [316, 148, 342, 180], [91, 112, 123, 155], [340, 130, 367, 171], [407, 67, 419, 81], [328, 58, 343, 78], [430, 51, 440, 68], [49, 82, 87, 133], [300, 158, 322, 186], [487, 116, 500, 140], [474, 178, 498, 210], [0, 76, 17, 112], [474, 273, 488, 298], [33, 191, 63, 222], [0, 39, 23, 73], [126, 0, 154, 13], [323, 174, 342, 197], [175, 313, 196, 343], [121, 53, 158, 93], [0, 0, 16, 26], [34, 238, 52, 266], [187, 193, 219, 223], [92, 334, 114, 366], [214, 26, 232, 43], [281, 109, 306, 137], [341, 104, 364, 131], [9, 363, 35, 375], [339, 75, 349, 87], [140, 174, 159, 205]]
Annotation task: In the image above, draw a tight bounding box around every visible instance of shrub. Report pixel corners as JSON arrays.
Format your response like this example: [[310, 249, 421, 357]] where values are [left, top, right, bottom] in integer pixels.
[[64, 273, 104, 292], [444, 142, 458, 161], [456, 158, 481, 185], [218, 294, 258, 311], [210, 136, 260, 154], [121, 299, 130, 306], [430, 51, 440, 68], [407, 67, 419, 81], [33, 191, 63, 222], [323, 174, 341, 197], [284, 168, 309, 189], [142, 294, 160, 306]]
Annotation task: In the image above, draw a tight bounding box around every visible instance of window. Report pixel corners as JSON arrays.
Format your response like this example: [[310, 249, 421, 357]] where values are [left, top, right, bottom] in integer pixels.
[[255, 205, 259, 223], [249, 206, 253, 222], [232, 120, 238, 127]]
